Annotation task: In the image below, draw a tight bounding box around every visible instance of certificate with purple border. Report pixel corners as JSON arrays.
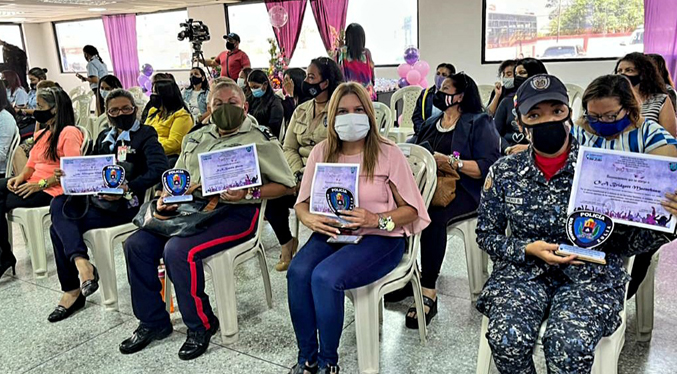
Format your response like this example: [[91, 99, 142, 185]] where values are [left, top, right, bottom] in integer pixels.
[[568, 147, 677, 233], [310, 163, 360, 217], [60, 155, 114, 196], [198, 143, 262, 196]]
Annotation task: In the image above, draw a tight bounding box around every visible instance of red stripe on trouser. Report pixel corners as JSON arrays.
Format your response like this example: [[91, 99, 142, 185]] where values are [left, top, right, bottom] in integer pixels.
[[187, 208, 259, 330]]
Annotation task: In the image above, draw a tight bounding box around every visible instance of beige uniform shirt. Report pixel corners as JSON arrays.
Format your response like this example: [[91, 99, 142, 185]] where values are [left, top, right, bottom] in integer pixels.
[[175, 117, 296, 203], [282, 99, 328, 175]]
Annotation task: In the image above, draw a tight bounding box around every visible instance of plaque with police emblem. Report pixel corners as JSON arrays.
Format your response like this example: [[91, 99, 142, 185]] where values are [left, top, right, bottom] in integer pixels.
[[162, 169, 193, 204], [556, 210, 615, 265], [98, 165, 125, 195], [310, 164, 361, 242]]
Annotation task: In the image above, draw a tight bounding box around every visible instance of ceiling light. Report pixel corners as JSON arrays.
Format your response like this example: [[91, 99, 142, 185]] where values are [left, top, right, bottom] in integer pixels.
[[0, 11, 25, 16], [88, 7, 106, 11]]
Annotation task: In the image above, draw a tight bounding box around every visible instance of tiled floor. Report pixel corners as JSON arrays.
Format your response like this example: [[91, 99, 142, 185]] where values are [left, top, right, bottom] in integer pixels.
[[1, 219, 676, 374]]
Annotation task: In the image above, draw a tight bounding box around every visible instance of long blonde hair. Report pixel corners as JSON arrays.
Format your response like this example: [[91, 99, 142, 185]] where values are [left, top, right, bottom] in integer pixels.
[[325, 82, 386, 180]]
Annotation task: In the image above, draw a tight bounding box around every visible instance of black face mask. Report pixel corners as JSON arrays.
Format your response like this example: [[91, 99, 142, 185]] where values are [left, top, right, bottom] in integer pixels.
[[34, 109, 55, 124], [622, 74, 642, 86], [524, 116, 570, 154], [432, 90, 461, 112], [190, 76, 203, 87], [514, 76, 528, 90], [30, 83, 36, 90], [303, 80, 327, 99], [226, 42, 235, 51], [111, 113, 137, 131], [149, 94, 162, 108]]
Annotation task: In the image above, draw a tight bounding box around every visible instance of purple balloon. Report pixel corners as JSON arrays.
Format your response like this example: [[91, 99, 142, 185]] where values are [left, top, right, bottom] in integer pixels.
[[141, 63, 154, 77], [398, 77, 410, 88], [404, 47, 419, 65]]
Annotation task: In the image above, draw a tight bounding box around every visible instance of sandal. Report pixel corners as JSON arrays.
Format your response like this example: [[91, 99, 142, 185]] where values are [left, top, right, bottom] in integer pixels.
[[405, 295, 438, 329], [289, 362, 318, 374]]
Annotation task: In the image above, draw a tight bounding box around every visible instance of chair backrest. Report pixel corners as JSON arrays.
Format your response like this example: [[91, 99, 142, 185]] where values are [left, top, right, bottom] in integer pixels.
[[478, 84, 495, 105], [397, 143, 437, 262], [373, 101, 394, 138], [68, 85, 87, 99], [566, 83, 585, 122], [72, 93, 94, 129], [390, 86, 423, 131], [76, 125, 91, 155], [4, 129, 20, 177]]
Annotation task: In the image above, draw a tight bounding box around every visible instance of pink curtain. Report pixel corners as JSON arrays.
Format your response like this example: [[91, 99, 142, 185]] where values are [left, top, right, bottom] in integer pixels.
[[265, 0, 307, 60], [102, 14, 139, 89], [645, 0, 677, 80], [309, 0, 349, 53]]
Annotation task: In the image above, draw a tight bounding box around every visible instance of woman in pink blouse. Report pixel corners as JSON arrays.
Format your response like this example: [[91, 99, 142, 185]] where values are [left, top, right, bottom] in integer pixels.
[[287, 83, 430, 374], [0, 87, 83, 278]]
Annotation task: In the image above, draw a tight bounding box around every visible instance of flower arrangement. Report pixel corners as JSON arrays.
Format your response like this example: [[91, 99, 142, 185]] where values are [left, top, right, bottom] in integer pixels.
[[267, 38, 288, 90], [327, 26, 345, 59]]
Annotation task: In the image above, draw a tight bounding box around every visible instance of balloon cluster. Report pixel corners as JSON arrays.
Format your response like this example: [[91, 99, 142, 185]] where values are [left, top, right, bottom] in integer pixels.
[[397, 47, 430, 89], [137, 63, 154, 96], [269, 5, 288, 29]]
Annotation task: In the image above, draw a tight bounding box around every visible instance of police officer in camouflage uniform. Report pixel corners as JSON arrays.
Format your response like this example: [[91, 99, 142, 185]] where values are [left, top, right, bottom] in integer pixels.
[[120, 81, 296, 360], [475, 75, 651, 373]]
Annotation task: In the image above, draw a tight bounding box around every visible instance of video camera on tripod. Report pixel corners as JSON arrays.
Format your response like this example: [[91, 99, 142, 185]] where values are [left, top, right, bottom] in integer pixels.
[[178, 19, 211, 68]]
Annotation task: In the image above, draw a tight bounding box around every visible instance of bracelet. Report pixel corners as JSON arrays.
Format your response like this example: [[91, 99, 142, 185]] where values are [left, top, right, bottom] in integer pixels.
[[245, 187, 262, 200]]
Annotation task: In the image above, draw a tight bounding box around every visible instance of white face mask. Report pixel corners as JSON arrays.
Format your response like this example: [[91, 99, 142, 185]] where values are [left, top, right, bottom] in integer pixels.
[[334, 113, 371, 142], [100, 89, 111, 99], [237, 78, 246, 88], [501, 77, 514, 89]]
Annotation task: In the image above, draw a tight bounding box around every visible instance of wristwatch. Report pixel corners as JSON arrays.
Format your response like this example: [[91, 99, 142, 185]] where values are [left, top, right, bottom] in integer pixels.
[[457, 160, 464, 170], [378, 215, 395, 232], [38, 179, 48, 189]]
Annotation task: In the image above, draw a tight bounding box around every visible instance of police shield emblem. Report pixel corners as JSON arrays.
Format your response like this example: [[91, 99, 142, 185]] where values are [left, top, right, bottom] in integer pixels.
[[162, 169, 190, 195], [566, 210, 614, 249], [326, 187, 355, 215], [670, 162, 677, 172], [102, 165, 125, 189]]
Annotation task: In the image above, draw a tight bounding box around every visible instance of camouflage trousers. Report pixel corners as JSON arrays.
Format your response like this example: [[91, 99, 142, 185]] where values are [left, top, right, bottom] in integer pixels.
[[478, 272, 626, 374]]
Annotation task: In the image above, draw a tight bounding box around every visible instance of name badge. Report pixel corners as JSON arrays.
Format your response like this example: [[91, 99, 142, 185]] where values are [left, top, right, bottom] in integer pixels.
[[117, 145, 129, 162], [506, 196, 523, 205]]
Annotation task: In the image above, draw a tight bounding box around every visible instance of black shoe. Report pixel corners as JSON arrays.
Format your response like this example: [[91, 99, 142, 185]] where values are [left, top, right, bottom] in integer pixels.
[[80, 265, 100, 297], [383, 283, 413, 303], [0, 253, 17, 278], [405, 295, 438, 329], [178, 317, 220, 361], [319, 365, 340, 374], [47, 293, 86, 323], [289, 363, 319, 374], [119, 324, 173, 354]]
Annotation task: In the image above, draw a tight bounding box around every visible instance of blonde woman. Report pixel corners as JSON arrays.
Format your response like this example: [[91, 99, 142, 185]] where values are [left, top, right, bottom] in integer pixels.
[[286, 83, 430, 374]]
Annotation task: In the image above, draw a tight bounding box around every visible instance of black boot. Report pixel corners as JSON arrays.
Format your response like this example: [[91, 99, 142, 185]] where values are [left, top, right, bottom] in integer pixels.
[[178, 317, 220, 360]]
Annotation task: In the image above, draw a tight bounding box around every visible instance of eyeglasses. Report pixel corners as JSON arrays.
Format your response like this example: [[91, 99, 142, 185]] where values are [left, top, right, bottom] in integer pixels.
[[108, 106, 135, 116], [585, 108, 624, 123]]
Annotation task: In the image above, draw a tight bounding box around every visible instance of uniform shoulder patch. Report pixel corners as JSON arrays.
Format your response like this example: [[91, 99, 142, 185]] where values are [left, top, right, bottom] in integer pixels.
[[253, 124, 277, 141], [483, 171, 493, 192]]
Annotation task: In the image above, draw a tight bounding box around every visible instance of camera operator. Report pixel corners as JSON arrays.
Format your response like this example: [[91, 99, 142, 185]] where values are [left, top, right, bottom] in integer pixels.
[[205, 33, 251, 80]]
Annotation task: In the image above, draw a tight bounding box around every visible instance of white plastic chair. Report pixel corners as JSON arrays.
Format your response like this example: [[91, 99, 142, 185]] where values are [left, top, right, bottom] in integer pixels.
[[476, 256, 635, 374], [478, 84, 495, 106], [447, 217, 489, 301], [7, 126, 90, 278], [388, 86, 423, 143], [72, 92, 94, 131], [344, 143, 437, 374], [373, 101, 394, 138], [566, 83, 585, 122], [4, 129, 20, 178], [68, 86, 87, 100], [635, 246, 663, 342], [193, 200, 272, 344]]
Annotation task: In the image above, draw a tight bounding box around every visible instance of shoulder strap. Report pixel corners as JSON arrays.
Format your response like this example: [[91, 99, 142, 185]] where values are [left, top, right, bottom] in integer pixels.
[[253, 124, 276, 140]]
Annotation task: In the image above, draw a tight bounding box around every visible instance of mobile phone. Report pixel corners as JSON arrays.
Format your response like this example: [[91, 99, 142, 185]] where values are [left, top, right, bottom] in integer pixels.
[[327, 235, 363, 244], [555, 244, 607, 265]]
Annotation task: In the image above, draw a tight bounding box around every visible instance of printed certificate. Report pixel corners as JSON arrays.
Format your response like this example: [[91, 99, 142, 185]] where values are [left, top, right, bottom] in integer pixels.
[[569, 147, 677, 233], [60, 155, 114, 195], [198, 143, 262, 196], [310, 163, 360, 217]]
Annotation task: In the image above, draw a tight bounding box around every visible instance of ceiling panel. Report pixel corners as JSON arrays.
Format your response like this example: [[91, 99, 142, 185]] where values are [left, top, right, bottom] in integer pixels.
[[0, 0, 245, 23]]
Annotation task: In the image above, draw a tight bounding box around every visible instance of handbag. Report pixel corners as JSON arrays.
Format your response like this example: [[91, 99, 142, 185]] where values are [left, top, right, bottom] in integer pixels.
[[132, 186, 226, 237], [431, 160, 461, 208]]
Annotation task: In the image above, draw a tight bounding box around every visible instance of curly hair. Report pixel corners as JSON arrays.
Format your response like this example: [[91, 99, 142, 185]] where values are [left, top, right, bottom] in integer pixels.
[[497, 59, 516, 76], [310, 57, 344, 99], [615, 52, 667, 98]]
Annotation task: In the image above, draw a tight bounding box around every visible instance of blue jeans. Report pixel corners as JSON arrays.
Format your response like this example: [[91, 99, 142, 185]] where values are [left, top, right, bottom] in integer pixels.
[[287, 233, 405, 367]]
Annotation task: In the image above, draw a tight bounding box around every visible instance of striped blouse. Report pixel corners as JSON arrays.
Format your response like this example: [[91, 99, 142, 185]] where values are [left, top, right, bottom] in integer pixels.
[[572, 119, 677, 153], [641, 94, 667, 123]]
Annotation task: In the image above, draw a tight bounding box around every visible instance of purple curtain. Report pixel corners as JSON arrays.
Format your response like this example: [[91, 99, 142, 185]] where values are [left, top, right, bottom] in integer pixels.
[[309, 0, 349, 53], [645, 0, 677, 80], [102, 14, 139, 89], [265, 0, 307, 60]]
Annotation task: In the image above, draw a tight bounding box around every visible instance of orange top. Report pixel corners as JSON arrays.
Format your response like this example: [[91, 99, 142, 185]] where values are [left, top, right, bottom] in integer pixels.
[[26, 126, 83, 196]]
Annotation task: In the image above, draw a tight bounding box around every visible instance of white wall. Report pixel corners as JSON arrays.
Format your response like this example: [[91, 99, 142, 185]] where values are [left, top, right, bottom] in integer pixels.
[[22, 1, 616, 94]]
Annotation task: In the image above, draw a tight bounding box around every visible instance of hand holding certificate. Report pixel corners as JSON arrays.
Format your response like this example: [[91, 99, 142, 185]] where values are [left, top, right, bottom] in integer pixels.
[[60, 155, 115, 195], [569, 147, 677, 233], [310, 163, 361, 242], [198, 143, 262, 196]]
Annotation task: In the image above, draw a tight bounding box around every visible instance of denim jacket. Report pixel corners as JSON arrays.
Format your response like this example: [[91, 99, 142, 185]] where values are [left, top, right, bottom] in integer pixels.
[[182, 88, 209, 116]]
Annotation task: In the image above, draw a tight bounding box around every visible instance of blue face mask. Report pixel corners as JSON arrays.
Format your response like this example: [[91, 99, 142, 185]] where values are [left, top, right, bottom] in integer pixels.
[[251, 88, 265, 98], [589, 115, 632, 137]]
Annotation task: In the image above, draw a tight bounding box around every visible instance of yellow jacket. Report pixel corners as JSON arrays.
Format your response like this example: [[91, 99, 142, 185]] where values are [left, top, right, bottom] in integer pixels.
[[145, 107, 193, 156]]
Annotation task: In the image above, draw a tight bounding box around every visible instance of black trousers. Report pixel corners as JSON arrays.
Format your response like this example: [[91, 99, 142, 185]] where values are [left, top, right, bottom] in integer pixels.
[[419, 189, 479, 289], [0, 178, 52, 261], [265, 195, 296, 245], [49, 195, 139, 292]]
